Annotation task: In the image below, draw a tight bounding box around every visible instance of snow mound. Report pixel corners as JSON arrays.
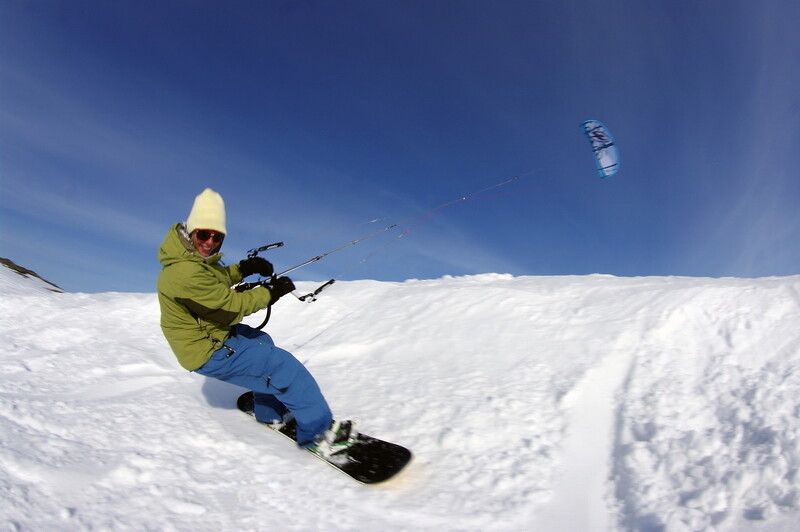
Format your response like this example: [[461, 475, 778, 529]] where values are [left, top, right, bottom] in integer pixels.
[[1, 267, 799, 531], [0, 259, 64, 294]]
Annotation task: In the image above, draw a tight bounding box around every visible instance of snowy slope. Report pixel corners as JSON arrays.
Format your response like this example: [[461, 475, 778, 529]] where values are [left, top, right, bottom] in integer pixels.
[[0, 259, 63, 295], [1, 266, 799, 531]]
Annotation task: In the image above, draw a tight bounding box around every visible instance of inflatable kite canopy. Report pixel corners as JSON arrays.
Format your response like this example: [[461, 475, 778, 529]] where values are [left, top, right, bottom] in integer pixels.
[[580, 120, 619, 178]]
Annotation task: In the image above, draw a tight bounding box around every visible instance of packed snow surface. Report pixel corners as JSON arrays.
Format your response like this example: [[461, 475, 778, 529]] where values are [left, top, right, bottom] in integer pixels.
[[1, 266, 799, 531]]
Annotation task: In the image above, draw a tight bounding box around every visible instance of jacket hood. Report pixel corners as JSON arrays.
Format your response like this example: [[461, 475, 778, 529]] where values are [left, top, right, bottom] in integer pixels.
[[158, 223, 223, 267]]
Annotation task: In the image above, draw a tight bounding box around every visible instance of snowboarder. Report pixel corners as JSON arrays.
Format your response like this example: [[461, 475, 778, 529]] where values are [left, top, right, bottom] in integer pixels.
[[156, 188, 356, 455]]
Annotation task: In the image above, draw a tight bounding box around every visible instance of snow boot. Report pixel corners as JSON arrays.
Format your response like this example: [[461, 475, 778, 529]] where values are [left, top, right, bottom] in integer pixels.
[[308, 420, 359, 458]]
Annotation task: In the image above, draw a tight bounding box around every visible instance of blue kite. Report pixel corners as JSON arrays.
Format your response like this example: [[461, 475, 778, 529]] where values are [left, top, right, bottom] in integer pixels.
[[580, 120, 619, 178]]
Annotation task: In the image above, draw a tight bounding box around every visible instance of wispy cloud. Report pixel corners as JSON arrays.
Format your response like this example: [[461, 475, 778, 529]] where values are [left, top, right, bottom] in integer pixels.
[[2, 180, 165, 247], [724, 3, 800, 276]]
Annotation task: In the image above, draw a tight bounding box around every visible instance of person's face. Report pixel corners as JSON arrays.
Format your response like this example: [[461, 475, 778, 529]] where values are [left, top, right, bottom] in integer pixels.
[[191, 229, 225, 258]]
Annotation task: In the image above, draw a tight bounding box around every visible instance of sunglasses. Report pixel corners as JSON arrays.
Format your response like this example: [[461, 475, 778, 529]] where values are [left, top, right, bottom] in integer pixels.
[[194, 229, 225, 243]]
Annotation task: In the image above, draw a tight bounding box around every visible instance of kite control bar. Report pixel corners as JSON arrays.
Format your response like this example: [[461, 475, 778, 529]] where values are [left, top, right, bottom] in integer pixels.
[[247, 241, 284, 258]]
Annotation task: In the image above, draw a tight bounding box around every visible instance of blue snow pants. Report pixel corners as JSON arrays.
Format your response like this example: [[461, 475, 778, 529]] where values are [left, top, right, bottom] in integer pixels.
[[195, 323, 333, 446]]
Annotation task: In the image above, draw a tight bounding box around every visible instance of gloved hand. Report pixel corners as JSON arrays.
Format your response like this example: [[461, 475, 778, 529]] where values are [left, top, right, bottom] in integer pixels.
[[239, 257, 274, 278], [266, 276, 295, 303]]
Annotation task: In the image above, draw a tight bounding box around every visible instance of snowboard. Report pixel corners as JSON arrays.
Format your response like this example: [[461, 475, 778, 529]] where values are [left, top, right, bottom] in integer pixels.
[[236, 391, 412, 484]]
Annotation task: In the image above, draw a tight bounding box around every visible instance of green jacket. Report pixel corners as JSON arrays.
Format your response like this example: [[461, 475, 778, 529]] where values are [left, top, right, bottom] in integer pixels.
[[157, 223, 272, 370]]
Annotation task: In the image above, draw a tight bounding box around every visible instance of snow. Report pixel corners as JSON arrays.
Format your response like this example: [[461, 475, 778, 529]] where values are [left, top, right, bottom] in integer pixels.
[[1, 265, 799, 531]]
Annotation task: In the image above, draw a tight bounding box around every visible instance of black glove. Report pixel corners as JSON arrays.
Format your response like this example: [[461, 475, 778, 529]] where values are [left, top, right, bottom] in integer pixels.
[[239, 257, 274, 278], [266, 276, 295, 303]]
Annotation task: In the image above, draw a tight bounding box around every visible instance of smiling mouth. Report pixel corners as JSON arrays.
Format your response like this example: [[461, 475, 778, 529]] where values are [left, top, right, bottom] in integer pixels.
[[197, 244, 216, 256]]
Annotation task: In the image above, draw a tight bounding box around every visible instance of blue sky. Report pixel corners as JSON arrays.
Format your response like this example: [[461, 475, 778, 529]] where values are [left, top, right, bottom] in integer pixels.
[[2, 1, 799, 293]]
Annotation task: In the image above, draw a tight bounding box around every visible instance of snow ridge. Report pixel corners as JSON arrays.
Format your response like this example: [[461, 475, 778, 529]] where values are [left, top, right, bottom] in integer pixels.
[[1, 268, 799, 531]]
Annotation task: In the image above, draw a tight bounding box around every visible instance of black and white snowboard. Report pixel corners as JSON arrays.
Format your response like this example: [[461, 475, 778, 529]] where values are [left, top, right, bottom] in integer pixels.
[[236, 392, 412, 484]]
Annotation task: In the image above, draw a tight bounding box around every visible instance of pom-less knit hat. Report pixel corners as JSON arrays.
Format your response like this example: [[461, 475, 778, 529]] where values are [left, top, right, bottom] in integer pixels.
[[186, 188, 226, 234]]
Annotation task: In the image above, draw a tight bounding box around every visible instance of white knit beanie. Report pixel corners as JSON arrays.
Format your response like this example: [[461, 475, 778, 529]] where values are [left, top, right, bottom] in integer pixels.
[[186, 188, 227, 234]]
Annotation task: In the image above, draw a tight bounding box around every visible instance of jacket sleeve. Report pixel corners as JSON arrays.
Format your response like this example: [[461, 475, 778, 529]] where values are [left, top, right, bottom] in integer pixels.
[[226, 262, 245, 285], [170, 261, 271, 325]]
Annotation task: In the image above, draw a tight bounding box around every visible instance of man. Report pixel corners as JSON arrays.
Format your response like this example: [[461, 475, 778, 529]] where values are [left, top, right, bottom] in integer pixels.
[[157, 188, 355, 455]]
